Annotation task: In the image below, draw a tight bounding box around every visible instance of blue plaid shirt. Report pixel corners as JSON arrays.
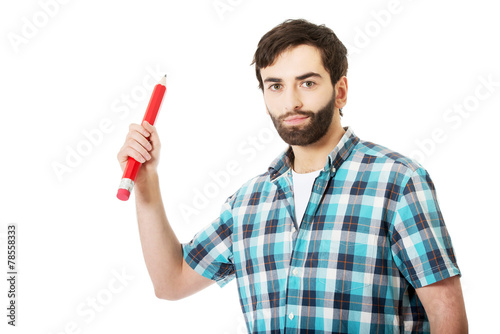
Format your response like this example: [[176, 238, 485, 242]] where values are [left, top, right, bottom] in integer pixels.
[[183, 127, 460, 333]]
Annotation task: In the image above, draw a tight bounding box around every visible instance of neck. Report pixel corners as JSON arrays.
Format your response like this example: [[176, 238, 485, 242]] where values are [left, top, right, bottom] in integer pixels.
[[291, 114, 345, 173]]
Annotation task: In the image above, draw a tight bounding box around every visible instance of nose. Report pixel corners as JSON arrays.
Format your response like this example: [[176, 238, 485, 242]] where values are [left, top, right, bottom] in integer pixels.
[[283, 86, 303, 112]]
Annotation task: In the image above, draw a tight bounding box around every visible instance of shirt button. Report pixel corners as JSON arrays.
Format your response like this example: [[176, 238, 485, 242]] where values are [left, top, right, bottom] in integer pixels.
[[289, 313, 294, 320], [292, 268, 299, 276]]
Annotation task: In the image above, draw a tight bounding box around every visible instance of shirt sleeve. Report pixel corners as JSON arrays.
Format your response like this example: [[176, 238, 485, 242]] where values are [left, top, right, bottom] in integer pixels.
[[182, 196, 236, 288], [390, 167, 461, 289]]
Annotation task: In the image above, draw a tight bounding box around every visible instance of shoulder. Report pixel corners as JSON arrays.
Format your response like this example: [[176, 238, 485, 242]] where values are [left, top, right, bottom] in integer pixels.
[[226, 147, 291, 206], [354, 139, 422, 172], [347, 139, 436, 195], [226, 170, 273, 207], [351, 139, 428, 177]]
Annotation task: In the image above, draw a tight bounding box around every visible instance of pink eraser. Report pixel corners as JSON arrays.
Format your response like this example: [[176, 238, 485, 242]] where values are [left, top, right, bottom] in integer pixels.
[[117, 188, 131, 201]]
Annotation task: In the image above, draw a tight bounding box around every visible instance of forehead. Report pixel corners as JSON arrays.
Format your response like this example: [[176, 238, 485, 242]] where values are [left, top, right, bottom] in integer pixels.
[[260, 44, 327, 80]]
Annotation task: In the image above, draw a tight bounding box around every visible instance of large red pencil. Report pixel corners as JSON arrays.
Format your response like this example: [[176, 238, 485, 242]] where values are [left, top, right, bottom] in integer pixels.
[[117, 75, 166, 201]]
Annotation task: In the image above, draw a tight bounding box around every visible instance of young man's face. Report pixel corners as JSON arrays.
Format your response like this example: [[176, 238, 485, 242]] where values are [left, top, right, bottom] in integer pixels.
[[260, 44, 336, 146]]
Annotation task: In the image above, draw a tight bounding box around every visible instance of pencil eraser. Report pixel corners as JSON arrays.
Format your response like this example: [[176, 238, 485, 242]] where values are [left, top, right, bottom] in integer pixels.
[[117, 188, 131, 201]]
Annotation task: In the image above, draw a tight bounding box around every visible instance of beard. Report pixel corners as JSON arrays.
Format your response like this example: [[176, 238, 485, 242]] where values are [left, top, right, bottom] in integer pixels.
[[268, 94, 336, 146]]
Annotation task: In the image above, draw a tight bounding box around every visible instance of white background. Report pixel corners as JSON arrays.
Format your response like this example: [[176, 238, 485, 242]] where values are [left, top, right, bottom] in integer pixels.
[[1, 0, 498, 333]]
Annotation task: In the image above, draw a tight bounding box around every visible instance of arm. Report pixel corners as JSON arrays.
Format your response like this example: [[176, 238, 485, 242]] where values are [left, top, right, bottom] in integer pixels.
[[389, 168, 466, 332], [416, 275, 468, 333], [117, 121, 214, 300]]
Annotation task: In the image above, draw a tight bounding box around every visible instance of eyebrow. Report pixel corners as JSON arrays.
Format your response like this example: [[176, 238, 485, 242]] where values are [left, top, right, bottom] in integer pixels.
[[263, 72, 323, 83]]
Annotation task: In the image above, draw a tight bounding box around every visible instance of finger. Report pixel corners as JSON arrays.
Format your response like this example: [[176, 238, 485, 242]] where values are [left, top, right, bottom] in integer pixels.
[[118, 137, 152, 164], [126, 139, 152, 162], [129, 123, 151, 139], [127, 130, 153, 151], [142, 121, 156, 134], [119, 145, 148, 164], [142, 121, 160, 144], [117, 145, 145, 165], [120, 146, 147, 163]]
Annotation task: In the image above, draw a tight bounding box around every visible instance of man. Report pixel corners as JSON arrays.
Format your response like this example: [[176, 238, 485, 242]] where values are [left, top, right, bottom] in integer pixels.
[[117, 19, 467, 333]]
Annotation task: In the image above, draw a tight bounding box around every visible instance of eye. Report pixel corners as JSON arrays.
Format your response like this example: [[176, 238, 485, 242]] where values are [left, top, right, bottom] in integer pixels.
[[301, 81, 316, 88], [269, 83, 282, 91]]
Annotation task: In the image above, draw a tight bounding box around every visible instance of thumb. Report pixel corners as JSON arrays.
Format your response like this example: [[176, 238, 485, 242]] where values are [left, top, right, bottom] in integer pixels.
[[142, 121, 160, 145]]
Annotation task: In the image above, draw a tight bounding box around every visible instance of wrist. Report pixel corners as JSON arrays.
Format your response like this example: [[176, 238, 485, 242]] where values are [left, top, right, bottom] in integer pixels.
[[136, 167, 158, 185], [135, 169, 160, 201]]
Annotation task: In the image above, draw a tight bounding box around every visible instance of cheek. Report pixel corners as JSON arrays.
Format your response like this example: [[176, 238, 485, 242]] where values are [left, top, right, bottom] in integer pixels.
[[301, 96, 321, 110], [305, 89, 334, 110], [263, 95, 278, 112]]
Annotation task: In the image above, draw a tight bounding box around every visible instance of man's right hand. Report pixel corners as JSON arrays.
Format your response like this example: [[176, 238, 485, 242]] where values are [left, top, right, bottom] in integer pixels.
[[117, 121, 161, 181]]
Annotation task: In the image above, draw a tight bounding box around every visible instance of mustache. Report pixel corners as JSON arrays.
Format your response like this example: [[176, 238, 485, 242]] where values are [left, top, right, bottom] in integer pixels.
[[278, 110, 315, 121]]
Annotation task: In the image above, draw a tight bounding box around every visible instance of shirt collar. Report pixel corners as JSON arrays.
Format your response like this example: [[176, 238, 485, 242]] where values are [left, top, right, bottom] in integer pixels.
[[268, 126, 359, 181]]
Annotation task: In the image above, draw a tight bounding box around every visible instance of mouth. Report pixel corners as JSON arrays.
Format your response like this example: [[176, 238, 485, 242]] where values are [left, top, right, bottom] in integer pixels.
[[283, 115, 309, 126]]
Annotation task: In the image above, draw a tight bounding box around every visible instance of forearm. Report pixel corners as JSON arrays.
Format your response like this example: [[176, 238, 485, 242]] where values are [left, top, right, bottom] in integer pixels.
[[418, 276, 468, 334], [134, 169, 183, 300], [428, 312, 468, 334]]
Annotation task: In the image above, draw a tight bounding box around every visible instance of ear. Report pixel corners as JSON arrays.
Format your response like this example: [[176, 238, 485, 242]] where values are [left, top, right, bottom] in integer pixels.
[[334, 76, 348, 110]]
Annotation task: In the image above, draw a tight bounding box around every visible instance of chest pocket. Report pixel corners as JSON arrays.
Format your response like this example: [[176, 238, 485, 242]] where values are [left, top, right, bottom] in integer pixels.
[[315, 229, 382, 293]]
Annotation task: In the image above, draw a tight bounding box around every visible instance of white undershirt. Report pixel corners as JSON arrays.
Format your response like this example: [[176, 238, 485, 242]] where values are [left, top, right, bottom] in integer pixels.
[[291, 168, 321, 226]]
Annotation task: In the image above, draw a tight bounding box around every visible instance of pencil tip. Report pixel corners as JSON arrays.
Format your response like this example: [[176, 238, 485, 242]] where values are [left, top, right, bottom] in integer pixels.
[[159, 75, 167, 86]]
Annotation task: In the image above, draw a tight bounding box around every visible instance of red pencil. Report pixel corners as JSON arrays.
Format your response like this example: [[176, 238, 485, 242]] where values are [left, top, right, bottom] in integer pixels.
[[117, 75, 166, 201]]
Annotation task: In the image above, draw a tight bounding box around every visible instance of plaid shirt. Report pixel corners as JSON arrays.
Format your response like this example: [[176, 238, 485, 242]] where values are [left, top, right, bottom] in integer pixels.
[[183, 127, 460, 333]]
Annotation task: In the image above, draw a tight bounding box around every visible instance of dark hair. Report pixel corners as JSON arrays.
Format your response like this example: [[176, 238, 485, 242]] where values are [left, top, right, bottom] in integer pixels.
[[251, 19, 348, 114]]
